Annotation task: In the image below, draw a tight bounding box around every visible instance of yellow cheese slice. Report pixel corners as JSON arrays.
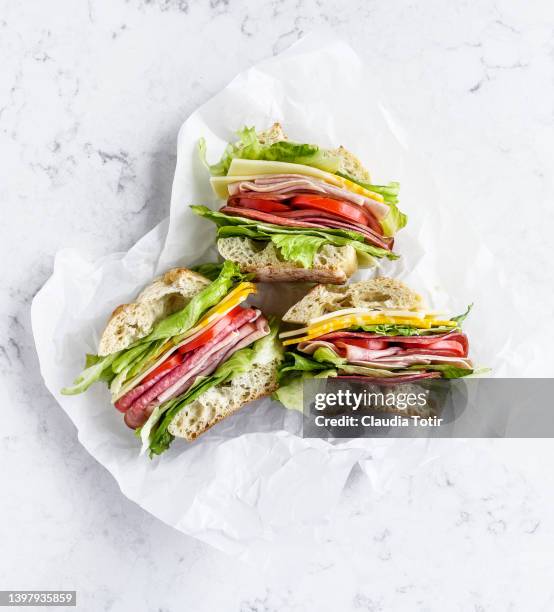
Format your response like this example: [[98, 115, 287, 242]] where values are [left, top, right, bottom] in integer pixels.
[[211, 159, 385, 203], [281, 313, 456, 346]]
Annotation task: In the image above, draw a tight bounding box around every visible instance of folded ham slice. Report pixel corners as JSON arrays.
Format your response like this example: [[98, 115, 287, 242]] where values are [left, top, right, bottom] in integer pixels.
[[316, 331, 469, 358], [154, 315, 269, 407], [344, 354, 473, 369], [115, 307, 259, 413], [296, 330, 472, 378], [121, 309, 267, 429], [227, 175, 390, 221], [124, 327, 240, 428]]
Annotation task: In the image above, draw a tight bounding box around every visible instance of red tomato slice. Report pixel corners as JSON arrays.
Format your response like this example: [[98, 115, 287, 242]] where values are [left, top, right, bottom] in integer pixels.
[[177, 306, 244, 355], [290, 195, 369, 226], [141, 307, 247, 387], [142, 353, 184, 385], [237, 198, 290, 213]]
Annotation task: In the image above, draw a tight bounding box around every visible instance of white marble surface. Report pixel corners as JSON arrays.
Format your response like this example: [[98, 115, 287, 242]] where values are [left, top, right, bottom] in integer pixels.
[[2, 1, 554, 610]]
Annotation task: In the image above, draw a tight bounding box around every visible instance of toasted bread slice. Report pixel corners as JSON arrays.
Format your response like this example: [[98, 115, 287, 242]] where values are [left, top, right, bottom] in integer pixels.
[[282, 277, 425, 324], [330, 144, 372, 184], [258, 123, 372, 183], [98, 266, 281, 441], [257, 122, 287, 145], [217, 236, 357, 284], [167, 356, 281, 440], [98, 268, 210, 356]]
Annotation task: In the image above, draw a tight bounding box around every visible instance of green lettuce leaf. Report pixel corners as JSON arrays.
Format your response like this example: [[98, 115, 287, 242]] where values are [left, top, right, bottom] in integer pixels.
[[61, 352, 119, 395], [380, 203, 408, 236], [273, 369, 336, 412], [146, 260, 245, 342], [406, 364, 474, 379], [273, 377, 305, 412], [335, 176, 406, 236], [192, 206, 397, 263], [199, 126, 341, 176], [126, 339, 167, 379], [274, 351, 336, 411], [62, 261, 247, 396], [352, 323, 458, 336], [191, 262, 224, 281], [451, 304, 473, 327], [270, 234, 327, 268], [278, 351, 332, 381], [364, 181, 400, 206], [311, 346, 346, 367], [337, 175, 400, 206], [111, 343, 150, 374]]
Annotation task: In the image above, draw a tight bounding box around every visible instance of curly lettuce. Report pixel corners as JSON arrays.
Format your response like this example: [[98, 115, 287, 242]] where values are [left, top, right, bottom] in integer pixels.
[[199, 126, 341, 176], [61, 261, 248, 396], [192, 205, 397, 267]]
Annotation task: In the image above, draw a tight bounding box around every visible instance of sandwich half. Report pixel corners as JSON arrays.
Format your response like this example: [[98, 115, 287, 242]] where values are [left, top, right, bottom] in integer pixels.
[[62, 262, 283, 455], [193, 124, 407, 283], [274, 277, 473, 410]]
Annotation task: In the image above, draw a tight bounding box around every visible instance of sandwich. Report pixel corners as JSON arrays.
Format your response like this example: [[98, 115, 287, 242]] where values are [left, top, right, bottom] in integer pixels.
[[61, 262, 282, 455], [192, 124, 407, 283], [274, 277, 473, 409]]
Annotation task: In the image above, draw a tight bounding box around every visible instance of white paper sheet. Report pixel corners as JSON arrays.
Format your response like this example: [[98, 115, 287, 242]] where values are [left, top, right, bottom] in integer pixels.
[[31, 33, 541, 567]]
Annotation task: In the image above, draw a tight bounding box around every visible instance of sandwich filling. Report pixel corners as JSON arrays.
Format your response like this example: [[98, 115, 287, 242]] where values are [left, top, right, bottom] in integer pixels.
[[195, 127, 407, 270], [276, 304, 474, 409], [62, 262, 282, 456]]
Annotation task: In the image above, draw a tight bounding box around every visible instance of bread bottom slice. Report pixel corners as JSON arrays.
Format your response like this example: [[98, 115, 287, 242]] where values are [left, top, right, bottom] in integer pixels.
[[217, 237, 357, 284], [167, 358, 280, 441]]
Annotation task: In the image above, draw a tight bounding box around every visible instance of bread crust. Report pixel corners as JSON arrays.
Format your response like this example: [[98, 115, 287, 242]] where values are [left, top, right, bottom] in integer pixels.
[[256, 124, 372, 183], [282, 277, 425, 324], [98, 268, 210, 356], [217, 237, 357, 285], [246, 265, 347, 284], [167, 359, 280, 440]]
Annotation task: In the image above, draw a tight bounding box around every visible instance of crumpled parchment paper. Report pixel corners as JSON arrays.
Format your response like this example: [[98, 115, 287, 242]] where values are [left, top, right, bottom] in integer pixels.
[[32, 33, 528, 568]]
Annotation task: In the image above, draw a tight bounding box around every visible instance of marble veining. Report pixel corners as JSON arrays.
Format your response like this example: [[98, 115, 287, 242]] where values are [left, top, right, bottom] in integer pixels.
[[1, 0, 553, 610]]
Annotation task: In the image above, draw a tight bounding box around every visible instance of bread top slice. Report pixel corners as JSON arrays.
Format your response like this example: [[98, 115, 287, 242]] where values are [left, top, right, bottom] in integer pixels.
[[98, 268, 210, 356], [257, 123, 372, 183], [329, 144, 372, 184], [257, 122, 287, 145], [282, 277, 425, 325]]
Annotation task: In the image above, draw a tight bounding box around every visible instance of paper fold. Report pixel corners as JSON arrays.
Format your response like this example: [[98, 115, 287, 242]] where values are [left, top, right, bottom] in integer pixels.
[[32, 32, 526, 565]]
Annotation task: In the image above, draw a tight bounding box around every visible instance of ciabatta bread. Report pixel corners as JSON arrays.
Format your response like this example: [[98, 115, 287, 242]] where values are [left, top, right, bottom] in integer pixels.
[[168, 357, 280, 440], [258, 123, 372, 183], [282, 277, 424, 324], [98, 268, 210, 356], [97, 266, 281, 441], [217, 236, 358, 284]]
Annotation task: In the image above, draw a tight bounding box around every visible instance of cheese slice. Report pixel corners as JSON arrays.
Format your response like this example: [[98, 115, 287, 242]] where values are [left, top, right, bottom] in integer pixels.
[[308, 308, 441, 325], [281, 313, 457, 346], [196, 282, 256, 324], [211, 159, 385, 203]]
